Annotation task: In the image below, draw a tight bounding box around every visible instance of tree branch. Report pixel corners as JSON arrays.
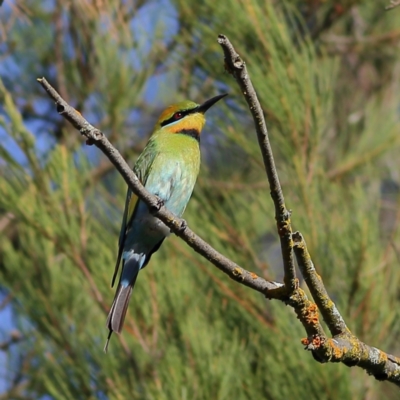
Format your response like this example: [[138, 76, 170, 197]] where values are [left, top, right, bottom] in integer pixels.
[[216, 35, 400, 385], [292, 232, 349, 337], [386, 0, 400, 10], [36, 77, 282, 298], [37, 77, 327, 361], [217, 34, 297, 293], [293, 232, 400, 383], [37, 30, 400, 384]]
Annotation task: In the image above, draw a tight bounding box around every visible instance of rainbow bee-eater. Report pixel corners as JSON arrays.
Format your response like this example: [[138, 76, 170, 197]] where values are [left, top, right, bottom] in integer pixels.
[[105, 93, 227, 351]]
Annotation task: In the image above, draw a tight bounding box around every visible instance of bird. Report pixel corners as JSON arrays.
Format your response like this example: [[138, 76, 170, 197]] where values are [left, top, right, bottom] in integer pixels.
[[104, 93, 228, 351]]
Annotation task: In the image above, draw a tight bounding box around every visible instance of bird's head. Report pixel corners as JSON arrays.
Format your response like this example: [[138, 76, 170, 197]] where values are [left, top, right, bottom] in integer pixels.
[[155, 94, 228, 139]]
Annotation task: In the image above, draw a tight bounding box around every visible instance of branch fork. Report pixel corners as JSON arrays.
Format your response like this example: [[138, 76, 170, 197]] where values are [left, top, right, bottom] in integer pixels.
[[37, 32, 400, 385]]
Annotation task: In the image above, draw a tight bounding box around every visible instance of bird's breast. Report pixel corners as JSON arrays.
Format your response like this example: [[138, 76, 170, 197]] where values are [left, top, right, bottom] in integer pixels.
[[124, 137, 200, 253], [148, 154, 199, 216]]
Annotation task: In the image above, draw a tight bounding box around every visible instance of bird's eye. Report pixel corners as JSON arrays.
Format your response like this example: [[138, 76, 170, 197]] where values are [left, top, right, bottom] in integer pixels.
[[173, 112, 183, 120]]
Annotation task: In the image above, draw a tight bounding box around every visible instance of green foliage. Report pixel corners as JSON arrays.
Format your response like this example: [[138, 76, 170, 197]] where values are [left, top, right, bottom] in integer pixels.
[[1, 0, 400, 399]]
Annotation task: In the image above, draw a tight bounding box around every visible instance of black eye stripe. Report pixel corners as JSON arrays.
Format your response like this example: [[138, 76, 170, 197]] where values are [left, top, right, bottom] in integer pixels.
[[160, 107, 199, 127]]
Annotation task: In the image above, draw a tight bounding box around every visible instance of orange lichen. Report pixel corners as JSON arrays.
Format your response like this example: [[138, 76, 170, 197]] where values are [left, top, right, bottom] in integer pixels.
[[308, 304, 317, 313], [301, 336, 322, 349], [379, 351, 388, 363], [328, 339, 345, 359], [301, 337, 310, 346], [312, 336, 322, 348], [304, 303, 319, 325], [250, 272, 258, 279]]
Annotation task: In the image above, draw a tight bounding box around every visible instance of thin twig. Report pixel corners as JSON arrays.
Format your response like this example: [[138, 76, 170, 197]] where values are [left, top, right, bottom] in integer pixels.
[[217, 34, 297, 293]]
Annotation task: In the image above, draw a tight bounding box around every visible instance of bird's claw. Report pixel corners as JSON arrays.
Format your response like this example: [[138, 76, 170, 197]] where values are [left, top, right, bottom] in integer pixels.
[[150, 196, 164, 214], [178, 219, 187, 232]]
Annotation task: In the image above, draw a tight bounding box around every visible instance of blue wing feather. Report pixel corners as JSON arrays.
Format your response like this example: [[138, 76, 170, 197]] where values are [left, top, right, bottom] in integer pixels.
[[111, 145, 159, 287]]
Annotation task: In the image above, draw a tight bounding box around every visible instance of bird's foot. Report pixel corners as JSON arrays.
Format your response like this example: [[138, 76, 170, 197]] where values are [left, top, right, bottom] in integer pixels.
[[178, 218, 187, 233], [150, 196, 164, 215]]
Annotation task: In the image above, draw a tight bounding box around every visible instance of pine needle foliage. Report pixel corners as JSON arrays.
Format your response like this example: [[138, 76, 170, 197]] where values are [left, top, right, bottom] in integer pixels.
[[1, 1, 400, 398]]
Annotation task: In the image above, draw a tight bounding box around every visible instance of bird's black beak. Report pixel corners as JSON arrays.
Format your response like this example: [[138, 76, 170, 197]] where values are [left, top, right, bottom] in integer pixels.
[[197, 93, 228, 114]]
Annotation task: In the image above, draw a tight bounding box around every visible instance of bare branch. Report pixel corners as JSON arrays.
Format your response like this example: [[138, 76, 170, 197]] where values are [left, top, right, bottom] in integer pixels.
[[37, 76, 329, 360], [217, 34, 297, 293], [36, 77, 282, 298], [37, 29, 400, 384], [386, 0, 400, 10], [217, 34, 400, 385], [293, 232, 349, 337], [293, 232, 400, 383]]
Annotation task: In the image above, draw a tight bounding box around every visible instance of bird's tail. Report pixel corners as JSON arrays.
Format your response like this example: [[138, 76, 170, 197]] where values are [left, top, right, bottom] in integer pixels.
[[104, 256, 142, 352]]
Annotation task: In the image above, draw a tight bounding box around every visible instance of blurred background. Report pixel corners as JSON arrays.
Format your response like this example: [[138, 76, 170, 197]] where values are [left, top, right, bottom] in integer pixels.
[[1, 0, 400, 398]]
